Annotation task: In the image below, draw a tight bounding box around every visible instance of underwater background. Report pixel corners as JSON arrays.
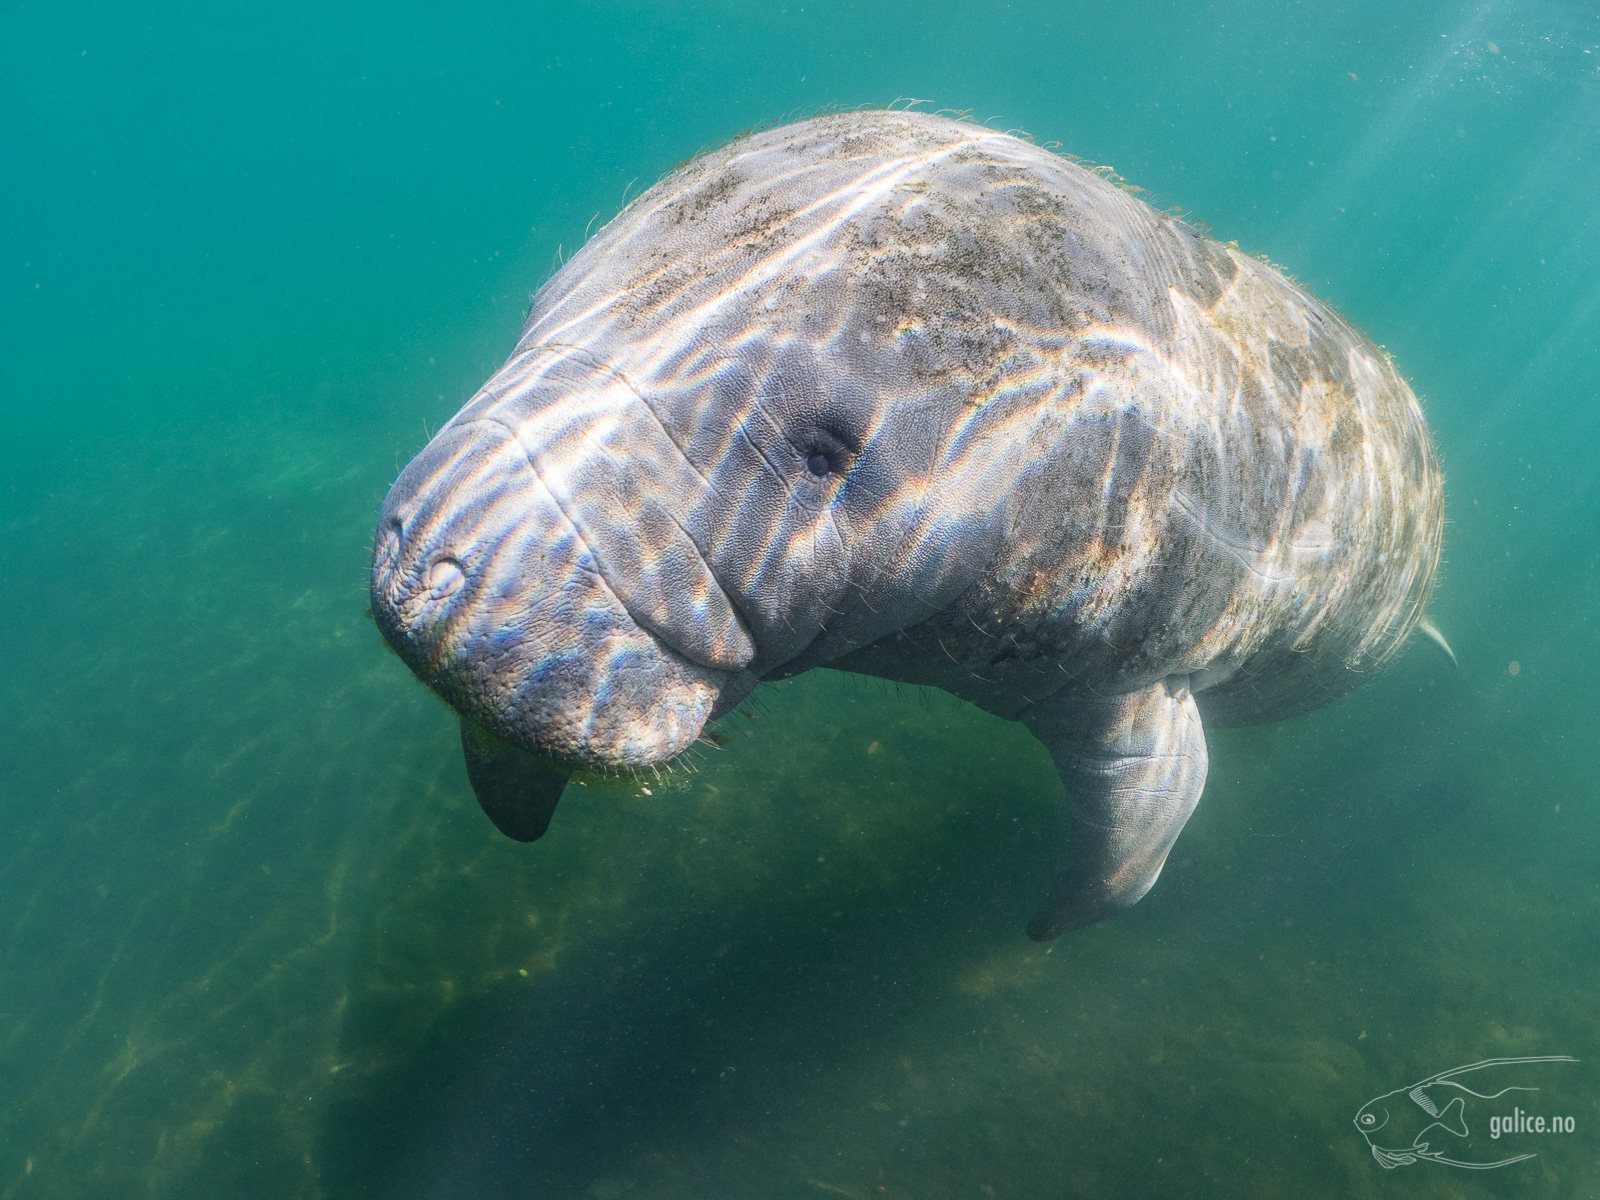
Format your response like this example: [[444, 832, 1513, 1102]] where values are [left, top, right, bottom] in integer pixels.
[[3, 0, 1597, 1196]]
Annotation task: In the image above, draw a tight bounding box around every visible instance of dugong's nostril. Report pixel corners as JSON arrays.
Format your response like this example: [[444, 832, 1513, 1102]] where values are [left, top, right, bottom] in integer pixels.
[[375, 517, 403, 575], [426, 557, 466, 601]]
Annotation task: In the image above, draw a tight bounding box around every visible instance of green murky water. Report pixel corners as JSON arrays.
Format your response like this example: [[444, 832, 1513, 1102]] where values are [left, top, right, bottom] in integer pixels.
[[4, 2, 1597, 1196]]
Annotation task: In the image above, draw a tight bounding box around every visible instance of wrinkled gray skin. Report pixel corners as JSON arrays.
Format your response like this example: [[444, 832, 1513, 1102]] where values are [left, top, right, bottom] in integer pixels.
[[371, 111, 1443, 939]]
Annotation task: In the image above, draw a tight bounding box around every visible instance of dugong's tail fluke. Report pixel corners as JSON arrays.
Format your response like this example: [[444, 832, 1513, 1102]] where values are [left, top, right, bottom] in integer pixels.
[[1023, 678, 1209, 940], [460, 719, 570, 842], [1416, 616, 1459, 668]]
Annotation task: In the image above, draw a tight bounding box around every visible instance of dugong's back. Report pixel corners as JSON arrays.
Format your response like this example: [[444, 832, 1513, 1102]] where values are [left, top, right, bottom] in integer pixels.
[[524, 110, 1443, 724]]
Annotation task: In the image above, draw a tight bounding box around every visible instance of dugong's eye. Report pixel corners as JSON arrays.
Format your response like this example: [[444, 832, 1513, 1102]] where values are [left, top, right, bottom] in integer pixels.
[[790, 424, 855, 482]]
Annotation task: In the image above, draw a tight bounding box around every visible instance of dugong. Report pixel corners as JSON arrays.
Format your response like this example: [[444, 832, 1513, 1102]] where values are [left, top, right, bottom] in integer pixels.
[[370, 111, 1443, 938]]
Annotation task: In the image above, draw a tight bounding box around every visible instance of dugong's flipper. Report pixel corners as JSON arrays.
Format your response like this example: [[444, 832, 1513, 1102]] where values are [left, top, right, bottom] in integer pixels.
[[1023, 678, 1208, 940], [459, 719, 570, 841]]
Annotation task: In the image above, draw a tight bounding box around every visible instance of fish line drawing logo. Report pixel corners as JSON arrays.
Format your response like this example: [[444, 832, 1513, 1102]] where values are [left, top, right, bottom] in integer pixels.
[[1354, 1056, 1579, 1169]]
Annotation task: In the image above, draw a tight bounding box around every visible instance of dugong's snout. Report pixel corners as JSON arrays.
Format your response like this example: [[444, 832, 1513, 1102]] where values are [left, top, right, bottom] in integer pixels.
[[370, 417, 739, 772]]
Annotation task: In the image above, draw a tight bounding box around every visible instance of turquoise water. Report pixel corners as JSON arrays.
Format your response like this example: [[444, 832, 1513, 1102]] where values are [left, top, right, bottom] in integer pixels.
[[4, 1, 1597, 1196]]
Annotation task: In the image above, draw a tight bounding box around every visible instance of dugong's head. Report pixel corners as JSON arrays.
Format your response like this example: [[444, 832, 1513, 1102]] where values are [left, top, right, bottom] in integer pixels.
[[369, 349, 749, 770], [372, 112, 1048, 773]]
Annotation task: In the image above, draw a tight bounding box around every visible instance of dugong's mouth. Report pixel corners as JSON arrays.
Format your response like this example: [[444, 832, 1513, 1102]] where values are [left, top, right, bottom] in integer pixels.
[[370, 413, 753, 771]]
